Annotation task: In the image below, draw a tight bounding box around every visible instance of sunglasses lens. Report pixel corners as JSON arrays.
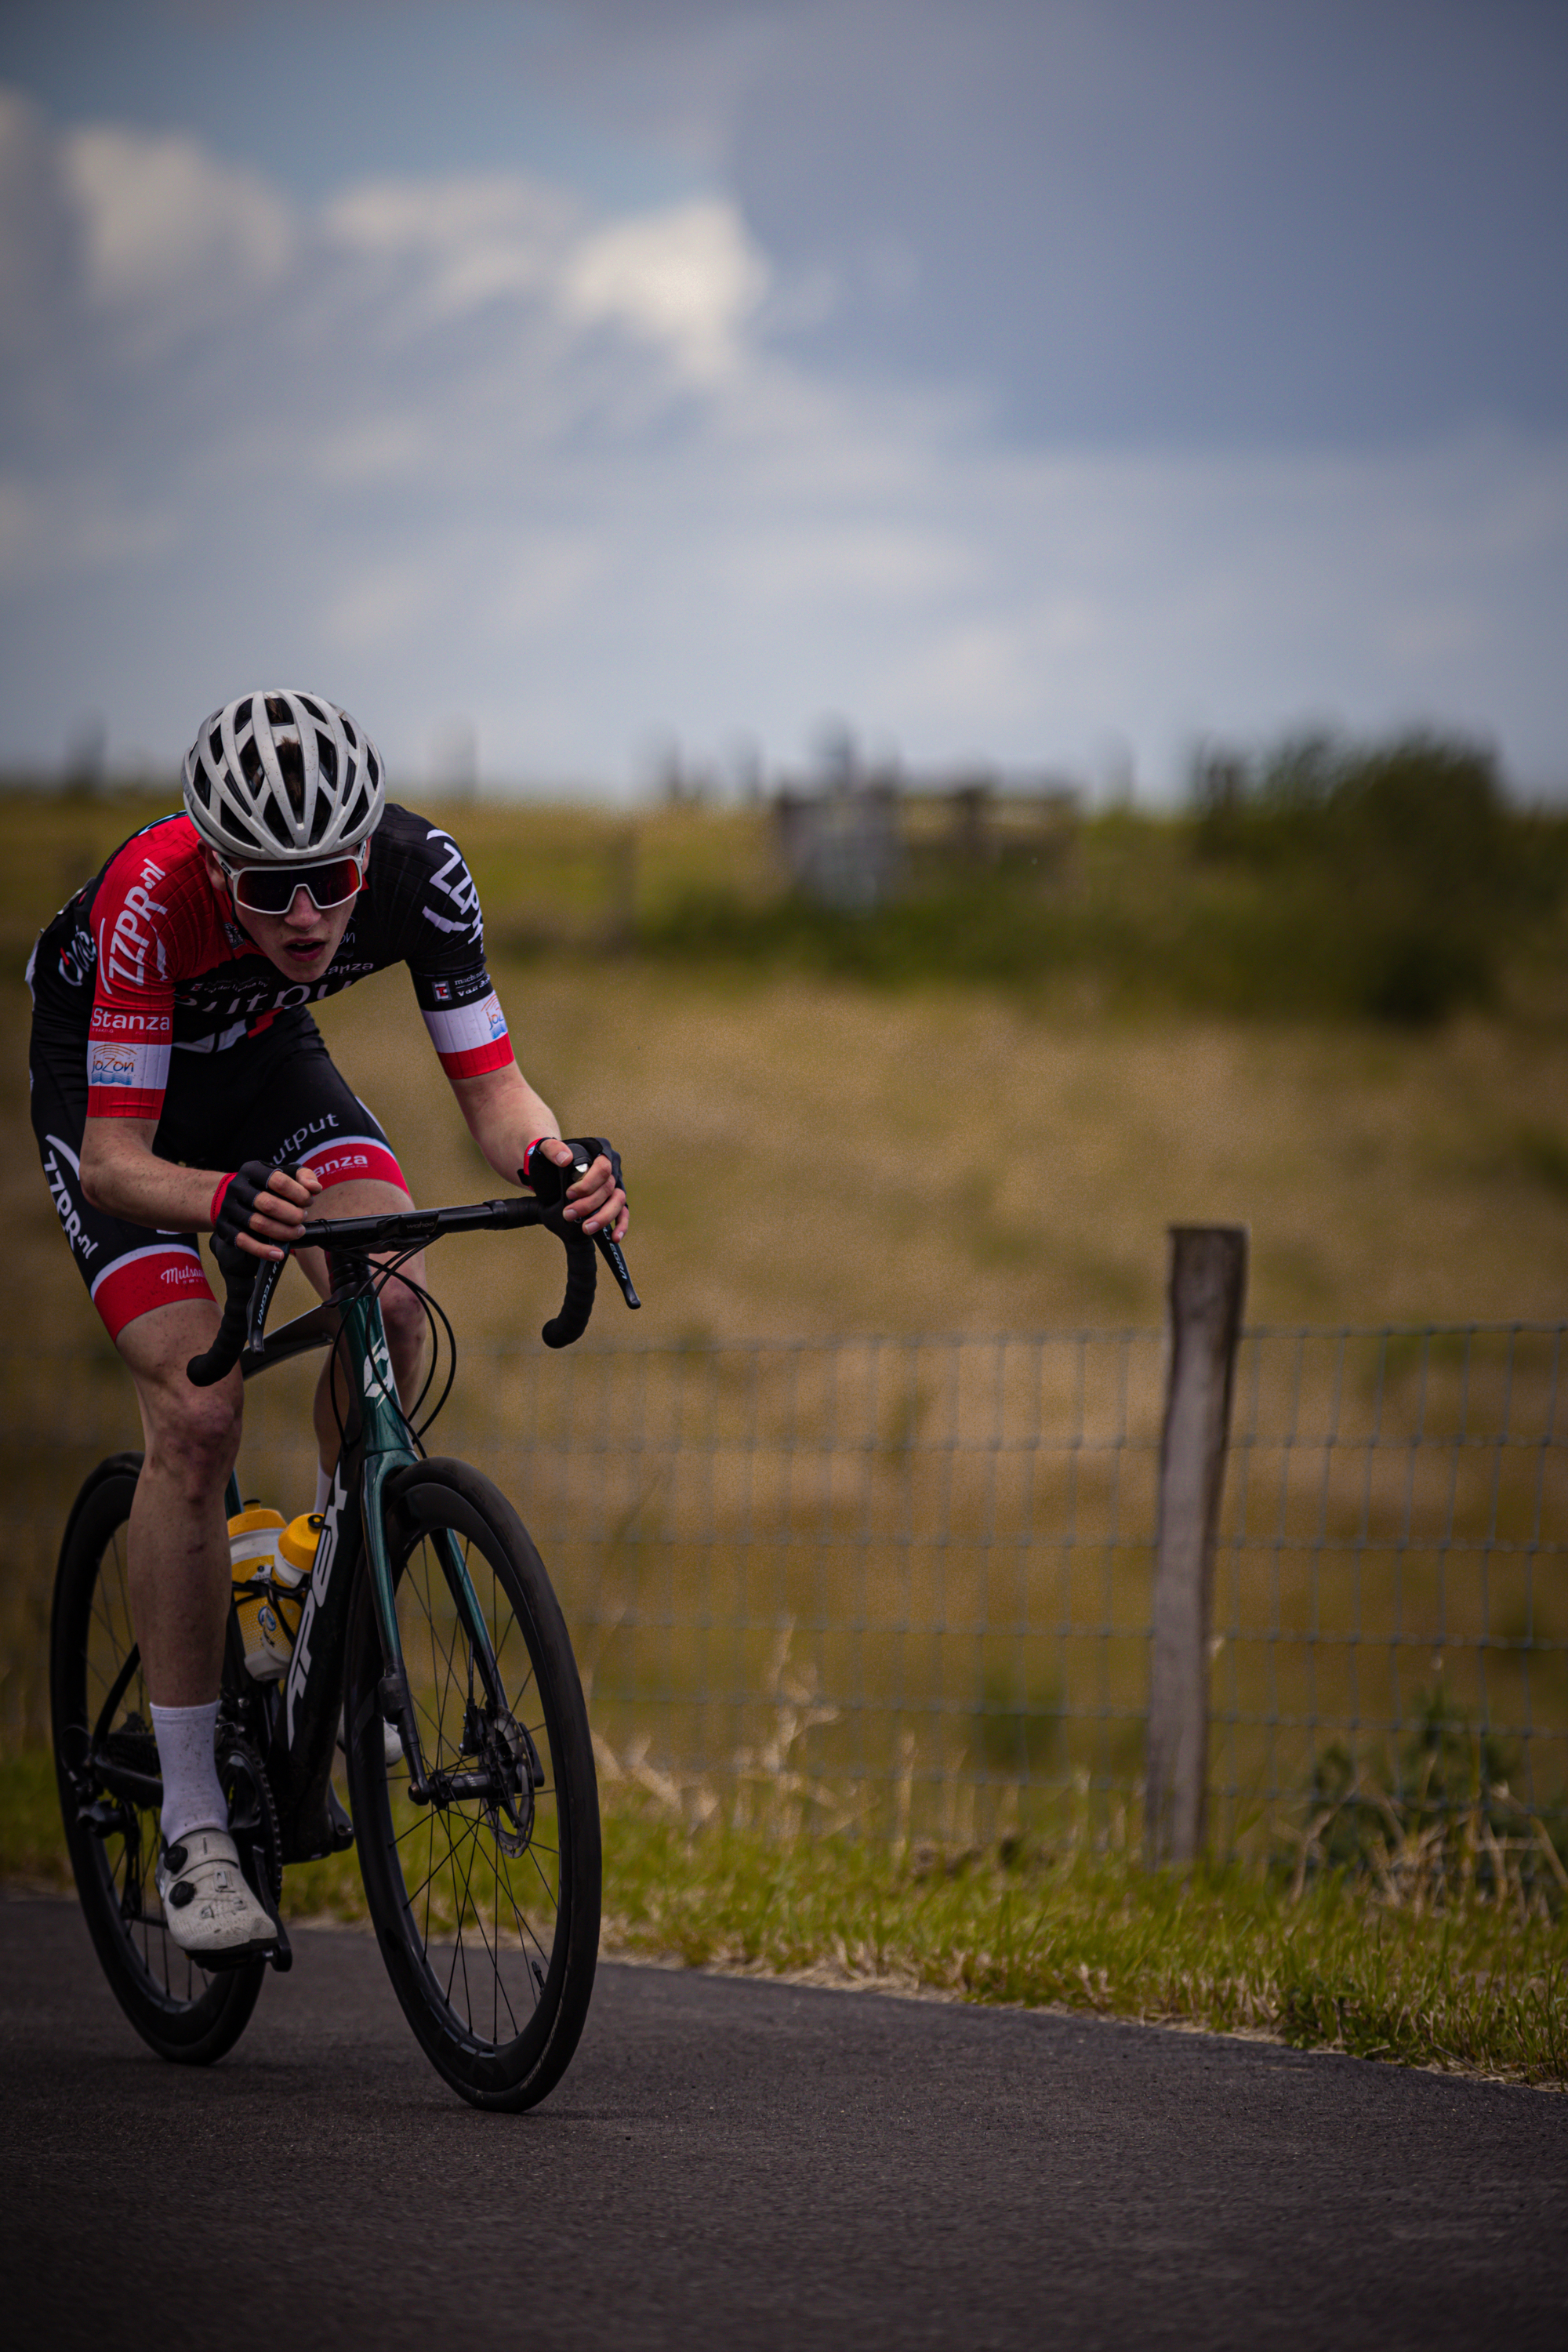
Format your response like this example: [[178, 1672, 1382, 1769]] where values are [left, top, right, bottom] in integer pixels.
[[232, 869, 294, 913], [233, 857, 362, 913], [299, 858, 362, 909]]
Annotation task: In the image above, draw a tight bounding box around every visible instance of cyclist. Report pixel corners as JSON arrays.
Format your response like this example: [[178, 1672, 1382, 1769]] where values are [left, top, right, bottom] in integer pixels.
[[27, 689, 627, 1966]]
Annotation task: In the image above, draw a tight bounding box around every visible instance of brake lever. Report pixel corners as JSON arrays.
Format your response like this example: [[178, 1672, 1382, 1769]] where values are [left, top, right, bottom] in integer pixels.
[[593, 1228, 641, 1311], [245, 1253, 286, 1360], [523, 1142, 641, 1312]]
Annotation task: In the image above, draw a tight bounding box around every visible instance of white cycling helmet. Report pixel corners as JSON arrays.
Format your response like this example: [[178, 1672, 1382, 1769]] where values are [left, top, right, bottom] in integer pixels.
[[182, 689, 386, 862]]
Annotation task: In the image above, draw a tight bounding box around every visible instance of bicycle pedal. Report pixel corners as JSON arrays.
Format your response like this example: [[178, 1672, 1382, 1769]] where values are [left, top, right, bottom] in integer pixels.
[[267, 1919, 294, 1973]]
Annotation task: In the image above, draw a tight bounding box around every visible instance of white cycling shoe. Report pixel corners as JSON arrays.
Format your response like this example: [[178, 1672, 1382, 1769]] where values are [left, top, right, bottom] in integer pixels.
[[155, 1828, 278, 1968]]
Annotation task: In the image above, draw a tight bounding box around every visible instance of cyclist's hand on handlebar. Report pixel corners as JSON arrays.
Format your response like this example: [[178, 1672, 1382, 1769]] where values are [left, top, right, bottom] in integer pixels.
[[209, 1160, 322, 1265], [521, 1136, 628, 1242], [566, 1147, 627, 1241]]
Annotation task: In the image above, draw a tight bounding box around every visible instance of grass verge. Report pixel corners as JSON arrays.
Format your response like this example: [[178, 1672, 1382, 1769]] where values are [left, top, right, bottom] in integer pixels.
[[594, 1809, 1568, 2085], [7, 1756, 1564, 2085]]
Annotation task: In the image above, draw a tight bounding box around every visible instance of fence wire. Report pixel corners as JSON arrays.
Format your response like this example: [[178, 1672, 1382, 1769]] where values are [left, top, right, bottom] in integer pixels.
[[2, 1324, 1563, 1852]]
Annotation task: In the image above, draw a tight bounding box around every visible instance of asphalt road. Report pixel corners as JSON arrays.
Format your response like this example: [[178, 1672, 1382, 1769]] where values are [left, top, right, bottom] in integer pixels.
[[2, 1896, 1564, 2352]]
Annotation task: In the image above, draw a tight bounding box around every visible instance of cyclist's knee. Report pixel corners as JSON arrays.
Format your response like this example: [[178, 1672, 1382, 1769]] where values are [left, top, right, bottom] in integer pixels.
[[142, 1374, 243, 1493], [378, 1269, 428, 1364]]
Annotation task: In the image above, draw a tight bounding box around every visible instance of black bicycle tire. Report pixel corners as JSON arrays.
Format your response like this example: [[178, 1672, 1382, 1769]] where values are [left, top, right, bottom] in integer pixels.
[[344, 1456, 601, 2111], [49, 1454, 265, 2065]]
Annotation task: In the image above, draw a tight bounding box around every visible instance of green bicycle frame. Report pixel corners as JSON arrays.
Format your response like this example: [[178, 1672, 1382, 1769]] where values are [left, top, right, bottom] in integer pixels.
[[240, 1272, 506, 1863]]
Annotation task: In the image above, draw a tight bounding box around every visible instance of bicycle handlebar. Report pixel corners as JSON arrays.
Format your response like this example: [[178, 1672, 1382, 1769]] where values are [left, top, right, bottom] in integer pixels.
[[186, 1191, 640, 1388]]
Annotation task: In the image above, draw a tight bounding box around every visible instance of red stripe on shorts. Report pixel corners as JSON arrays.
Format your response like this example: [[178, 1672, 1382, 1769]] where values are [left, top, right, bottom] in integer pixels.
[[90, 1246, 215, 1341], [296, 1138, 411, 1195]]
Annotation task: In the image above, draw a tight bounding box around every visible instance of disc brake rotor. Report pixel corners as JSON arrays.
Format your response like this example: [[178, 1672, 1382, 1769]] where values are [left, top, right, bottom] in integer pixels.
[[480, 1715, 536, 1859]]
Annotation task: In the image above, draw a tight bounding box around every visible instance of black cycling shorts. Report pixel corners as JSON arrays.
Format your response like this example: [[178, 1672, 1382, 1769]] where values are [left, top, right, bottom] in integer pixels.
[[29, 1005, 409, 1342]]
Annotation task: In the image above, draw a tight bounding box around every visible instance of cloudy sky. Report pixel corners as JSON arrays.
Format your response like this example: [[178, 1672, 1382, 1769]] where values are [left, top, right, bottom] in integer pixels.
[[2, 0, 1565, 796]]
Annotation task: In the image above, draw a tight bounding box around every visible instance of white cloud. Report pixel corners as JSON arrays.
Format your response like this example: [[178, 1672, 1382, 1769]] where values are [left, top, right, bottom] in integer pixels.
[[563, 198, 769, 382], [324, 171, 575, 323], [64, 122, 294, 313], [319, 171, 768, 385], [2, 86, 1566, 793]]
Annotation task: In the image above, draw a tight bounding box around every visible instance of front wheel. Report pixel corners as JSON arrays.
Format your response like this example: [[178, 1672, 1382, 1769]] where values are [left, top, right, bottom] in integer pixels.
[[344, 1457, 601, 2111], [50, 1455, 266, 2064]]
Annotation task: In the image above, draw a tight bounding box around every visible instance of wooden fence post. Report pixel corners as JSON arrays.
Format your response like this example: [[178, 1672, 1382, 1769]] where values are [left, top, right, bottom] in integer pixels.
[[1145, 1225, 1248, 1867]]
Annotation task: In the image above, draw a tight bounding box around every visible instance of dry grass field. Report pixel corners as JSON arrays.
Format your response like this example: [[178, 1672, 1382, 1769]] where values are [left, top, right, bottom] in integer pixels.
[[5, 783, 1568, 1344]]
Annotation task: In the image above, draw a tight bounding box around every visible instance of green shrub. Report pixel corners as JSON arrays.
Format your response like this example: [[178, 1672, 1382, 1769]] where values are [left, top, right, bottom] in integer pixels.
[[1191, 731, 1564, 1022], [636, 732, 1568, 1024], [1287, 1686, 1565, 1910]]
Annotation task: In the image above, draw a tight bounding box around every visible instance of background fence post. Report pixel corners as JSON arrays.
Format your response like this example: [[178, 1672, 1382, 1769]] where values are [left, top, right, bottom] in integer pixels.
[[1145, 1225, 1248, 1867]]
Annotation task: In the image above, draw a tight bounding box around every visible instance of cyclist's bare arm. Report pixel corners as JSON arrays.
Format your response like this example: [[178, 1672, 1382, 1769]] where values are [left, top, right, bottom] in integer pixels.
[[448, 1061, 629, 1241], [80, 1116, 321, 1259]]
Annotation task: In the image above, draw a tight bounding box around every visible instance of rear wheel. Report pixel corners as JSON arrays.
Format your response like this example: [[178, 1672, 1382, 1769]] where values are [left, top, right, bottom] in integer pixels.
[[49, 1455, 265, 2064], [345, 1457, 601, 2111]]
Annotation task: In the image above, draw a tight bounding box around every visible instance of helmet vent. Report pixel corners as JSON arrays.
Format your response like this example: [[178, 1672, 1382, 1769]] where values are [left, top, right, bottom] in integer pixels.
[[182, 688, 386, 866]]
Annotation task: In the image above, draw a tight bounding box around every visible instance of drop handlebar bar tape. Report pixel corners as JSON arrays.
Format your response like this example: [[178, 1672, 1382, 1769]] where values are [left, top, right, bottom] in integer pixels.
[[519, 1134, 629, 1342], [541, 1229, 597, 1349], [187, 1161, 303, 1386]]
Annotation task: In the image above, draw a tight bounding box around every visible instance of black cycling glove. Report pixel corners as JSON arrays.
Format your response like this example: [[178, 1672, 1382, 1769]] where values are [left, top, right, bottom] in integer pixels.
[[520, 1136, 625, 1214], [209, 1160, 296, 1279]]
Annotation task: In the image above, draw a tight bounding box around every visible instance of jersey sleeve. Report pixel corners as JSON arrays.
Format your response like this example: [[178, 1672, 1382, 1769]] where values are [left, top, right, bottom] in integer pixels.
[[412, 961, 515, 1080], [86, 839, 180, 1120], [401, 825, 515, 1080]]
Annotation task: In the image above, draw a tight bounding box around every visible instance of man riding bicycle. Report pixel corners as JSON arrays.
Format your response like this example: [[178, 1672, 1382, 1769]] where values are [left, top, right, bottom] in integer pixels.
[[27, 688, 627, 1969]]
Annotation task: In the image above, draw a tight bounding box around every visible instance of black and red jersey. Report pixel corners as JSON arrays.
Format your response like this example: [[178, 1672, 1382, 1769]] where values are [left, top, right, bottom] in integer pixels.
[[27, 802, 515, 1125]]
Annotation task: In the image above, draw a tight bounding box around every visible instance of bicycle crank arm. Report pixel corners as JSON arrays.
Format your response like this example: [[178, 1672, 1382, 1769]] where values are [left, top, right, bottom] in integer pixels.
[[88, 1757, 163, 1809]]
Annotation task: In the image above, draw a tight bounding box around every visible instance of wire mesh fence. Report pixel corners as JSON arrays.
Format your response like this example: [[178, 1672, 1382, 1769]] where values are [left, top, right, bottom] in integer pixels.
[[2, 1323, 1563, 1853], [1214, 1323, 1567, 1851]]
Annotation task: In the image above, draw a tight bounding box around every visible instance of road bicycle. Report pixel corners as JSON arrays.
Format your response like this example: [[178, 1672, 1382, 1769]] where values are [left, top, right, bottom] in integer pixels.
[[49, 1151, 637, 2111]]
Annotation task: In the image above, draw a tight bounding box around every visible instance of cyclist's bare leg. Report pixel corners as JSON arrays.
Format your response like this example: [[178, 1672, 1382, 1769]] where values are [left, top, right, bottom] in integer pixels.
[[115, 1298, 243, 1708], [292, 1177, 430, 1475]]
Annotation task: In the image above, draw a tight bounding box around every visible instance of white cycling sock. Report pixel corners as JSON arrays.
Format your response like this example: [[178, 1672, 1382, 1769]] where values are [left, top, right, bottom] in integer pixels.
[[314, 1461, 332, 1515], [151, 1700, 227, 1847]]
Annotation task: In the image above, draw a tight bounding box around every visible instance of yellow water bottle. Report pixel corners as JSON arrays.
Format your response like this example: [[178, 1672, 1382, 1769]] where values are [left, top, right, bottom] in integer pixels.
[[270, 1513, 321, 1657], [228, 1504, 310, 1682]]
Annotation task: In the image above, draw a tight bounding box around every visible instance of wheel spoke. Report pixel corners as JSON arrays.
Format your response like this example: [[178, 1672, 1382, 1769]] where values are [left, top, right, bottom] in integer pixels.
[[56, 1467, 255, 2059], [351, 1472, 597, 2099]]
